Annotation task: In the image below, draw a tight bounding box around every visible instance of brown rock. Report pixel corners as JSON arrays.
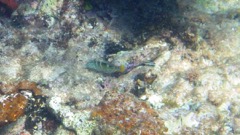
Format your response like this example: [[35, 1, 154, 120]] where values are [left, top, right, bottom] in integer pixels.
[[0, 93, 28, 127], [91, 91, 168, 135]]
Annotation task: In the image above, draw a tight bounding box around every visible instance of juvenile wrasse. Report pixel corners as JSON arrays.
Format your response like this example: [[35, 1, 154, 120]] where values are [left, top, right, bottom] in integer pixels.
[[86, 60, 125, 74]]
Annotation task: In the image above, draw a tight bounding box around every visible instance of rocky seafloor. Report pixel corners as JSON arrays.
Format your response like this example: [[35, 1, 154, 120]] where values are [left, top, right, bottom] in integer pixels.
[[0, 0, 240, 134]]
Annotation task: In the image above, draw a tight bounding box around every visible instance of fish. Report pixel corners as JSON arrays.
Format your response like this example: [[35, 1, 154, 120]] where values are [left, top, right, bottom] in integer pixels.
[[86, 60, 126, 74]]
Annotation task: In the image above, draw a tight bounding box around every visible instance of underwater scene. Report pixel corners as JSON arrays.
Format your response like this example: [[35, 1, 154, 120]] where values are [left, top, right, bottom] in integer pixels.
[[0, 0, 240, 134]]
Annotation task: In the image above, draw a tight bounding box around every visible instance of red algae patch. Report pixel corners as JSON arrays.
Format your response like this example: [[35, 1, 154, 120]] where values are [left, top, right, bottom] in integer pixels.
[[0, 0, 18, 10], [91, 91, 167, 135]]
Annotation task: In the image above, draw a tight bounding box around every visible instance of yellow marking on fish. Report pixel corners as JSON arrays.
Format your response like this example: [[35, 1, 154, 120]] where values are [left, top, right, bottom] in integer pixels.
[[119, 65, 126, 73]]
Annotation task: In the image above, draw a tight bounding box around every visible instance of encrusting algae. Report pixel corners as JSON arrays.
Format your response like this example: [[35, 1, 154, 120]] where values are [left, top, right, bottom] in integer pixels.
[[0, 93, 28, 127], [91, 91, 168, 134], [0, 80, 42, 127]]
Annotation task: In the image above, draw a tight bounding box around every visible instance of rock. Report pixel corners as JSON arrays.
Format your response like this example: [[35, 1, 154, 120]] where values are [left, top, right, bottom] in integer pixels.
[[91, 91, 168, 134], [48, 96, 97, 134]]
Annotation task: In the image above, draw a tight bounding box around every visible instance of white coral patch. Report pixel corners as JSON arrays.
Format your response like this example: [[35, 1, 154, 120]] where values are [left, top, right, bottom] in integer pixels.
[[182, 112, 199, 128], [147, 94, 164, 109]]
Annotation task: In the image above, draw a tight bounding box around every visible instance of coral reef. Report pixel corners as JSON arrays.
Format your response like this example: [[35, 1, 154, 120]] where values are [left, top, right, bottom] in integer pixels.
[[0, 0, 240, 134], [91, 91, 168, 134]]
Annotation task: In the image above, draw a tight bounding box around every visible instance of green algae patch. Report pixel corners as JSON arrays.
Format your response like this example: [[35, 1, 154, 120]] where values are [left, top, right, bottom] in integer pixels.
[[162, 99, 179, 108], [83, 0, 93, 11]]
